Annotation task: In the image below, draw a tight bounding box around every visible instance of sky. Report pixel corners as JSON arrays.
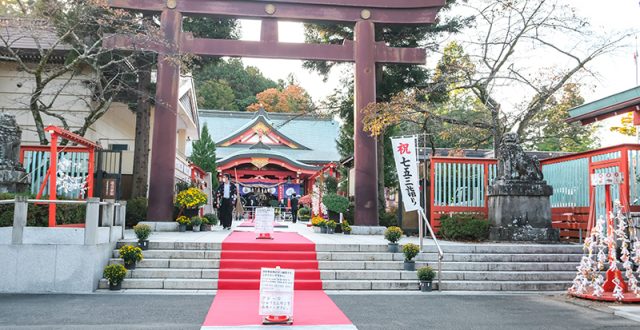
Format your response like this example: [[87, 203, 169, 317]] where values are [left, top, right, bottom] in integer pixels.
[[234, 1, 640, 147]]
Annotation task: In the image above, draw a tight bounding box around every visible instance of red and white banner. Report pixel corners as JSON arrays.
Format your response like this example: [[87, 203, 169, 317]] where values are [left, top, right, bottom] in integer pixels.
[[590, 172, 624, 186], [391, 136, 421, 212]]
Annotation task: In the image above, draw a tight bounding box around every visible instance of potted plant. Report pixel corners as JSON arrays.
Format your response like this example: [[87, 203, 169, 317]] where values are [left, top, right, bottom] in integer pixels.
[[204, 213, 219, 227], [133, 224, 151, 250], [319, 219, 328, 234], [402, 243, 420, 271], [384, 226, 403, 252], [311, 216, 323, 233], [175, 187, 208, 218], [119, 245, 143, 270], [342, 221, 352, 235], [176, 216, 190, 232], [200, 217, 211, 231], [417, 266, 436, 292], [326, 220, 337, 234], [298, 207, 311, 222], [191, 216, 203, 232], [322, 193, 349, 221], [103, 264, 127, 290]]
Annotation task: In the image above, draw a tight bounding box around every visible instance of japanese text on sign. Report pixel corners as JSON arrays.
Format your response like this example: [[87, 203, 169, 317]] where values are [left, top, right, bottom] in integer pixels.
[[255, 207, 275, 237], [391, 137, 421, 212], [590, 172, 624, 186], [259, 267, 295, 316]]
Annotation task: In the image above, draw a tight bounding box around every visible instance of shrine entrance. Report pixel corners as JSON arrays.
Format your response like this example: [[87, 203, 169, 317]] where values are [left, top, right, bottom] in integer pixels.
[[106, 0, 445, 225]]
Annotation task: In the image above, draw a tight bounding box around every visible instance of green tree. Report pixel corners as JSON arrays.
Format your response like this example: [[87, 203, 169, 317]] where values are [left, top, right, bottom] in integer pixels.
[[525, 84, 599, 152], [189, 123, 219, 189], [195, 58, 278, 110], [198, 80, 238, 111]]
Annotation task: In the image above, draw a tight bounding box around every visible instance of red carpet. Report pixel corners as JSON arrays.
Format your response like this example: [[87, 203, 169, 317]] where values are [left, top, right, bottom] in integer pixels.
[[201, 231, 353, 328]]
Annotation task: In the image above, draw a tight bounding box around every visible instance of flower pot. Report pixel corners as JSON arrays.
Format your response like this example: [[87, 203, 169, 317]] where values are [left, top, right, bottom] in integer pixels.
[[108, 282, 122, 291], [193, 225, 201, 232], [420, 281, 433, 292], [312, 226, 321, 233], [202, 224, 212, 231], [334, 223, 343, 234], [321, 226, 328, 234], [327, 227, 335, 234], [178, 224, 186, 232], [387, 243, 399, 253], [124, 261, 136, 270], [137, 240, 149, 251], [403, 260, 416, 271], [343, 231, 351, 235]]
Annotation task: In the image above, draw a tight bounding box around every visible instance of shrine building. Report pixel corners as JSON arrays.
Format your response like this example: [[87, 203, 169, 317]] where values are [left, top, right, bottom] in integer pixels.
[[199, 109, 341, 200]]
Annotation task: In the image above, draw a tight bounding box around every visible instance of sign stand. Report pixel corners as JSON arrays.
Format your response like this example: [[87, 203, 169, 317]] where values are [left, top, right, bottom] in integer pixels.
[[255, 207, 275, 240], [259, 266, 295, 325]]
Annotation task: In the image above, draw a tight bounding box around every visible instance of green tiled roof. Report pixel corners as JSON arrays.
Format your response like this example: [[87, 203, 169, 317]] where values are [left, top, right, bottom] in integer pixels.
[[199, 110, 341, 163], [568, 85, 640, 121]]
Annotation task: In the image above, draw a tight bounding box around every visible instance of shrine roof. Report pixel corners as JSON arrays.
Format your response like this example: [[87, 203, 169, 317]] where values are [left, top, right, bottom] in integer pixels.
[[199, 109, 341, 163], [216, 149, 321, 171], [567, 85, 640, 124]]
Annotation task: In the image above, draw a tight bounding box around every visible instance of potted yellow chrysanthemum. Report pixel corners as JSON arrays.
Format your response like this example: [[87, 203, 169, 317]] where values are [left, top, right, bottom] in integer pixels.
[[175, 187, 208, 218]]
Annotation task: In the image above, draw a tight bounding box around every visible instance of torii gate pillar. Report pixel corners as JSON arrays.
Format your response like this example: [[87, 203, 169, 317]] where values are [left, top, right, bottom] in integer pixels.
[[353, 20, 378, 226], [147, 9, 182, 222]]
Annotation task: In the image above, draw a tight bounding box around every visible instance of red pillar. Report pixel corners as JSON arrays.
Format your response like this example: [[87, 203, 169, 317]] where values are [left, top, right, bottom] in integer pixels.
[[48, 133, 58, 227], [147, 9, 182, 221], [353, 20, 379, 226]]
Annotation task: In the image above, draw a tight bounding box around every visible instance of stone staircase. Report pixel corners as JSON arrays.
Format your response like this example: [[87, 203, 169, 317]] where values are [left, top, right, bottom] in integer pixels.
[[98, 241, 583, 291]]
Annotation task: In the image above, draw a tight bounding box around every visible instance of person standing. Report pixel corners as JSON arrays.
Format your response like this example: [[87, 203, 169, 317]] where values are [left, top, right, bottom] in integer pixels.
[[216, 174, 236, 230], [290, 193, 299, 223]]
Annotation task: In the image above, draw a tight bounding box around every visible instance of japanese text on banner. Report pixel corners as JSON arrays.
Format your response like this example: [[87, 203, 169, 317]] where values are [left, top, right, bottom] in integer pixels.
[[391, 137, 421, 212]]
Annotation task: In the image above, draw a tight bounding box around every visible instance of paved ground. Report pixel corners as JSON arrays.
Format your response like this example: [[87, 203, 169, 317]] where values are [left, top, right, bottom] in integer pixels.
[[0, 293, 637, 330]]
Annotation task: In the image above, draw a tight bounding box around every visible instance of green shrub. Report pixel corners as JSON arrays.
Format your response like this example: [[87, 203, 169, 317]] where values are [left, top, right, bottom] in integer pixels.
[[417, 266, 435, 282], [439, 214, 489, 241], [324, 176, 338, 194], [133, 224, 152, 241], [203, 213, 219, 226], [379, 209, 398, 227], [322, 193, 349, 213], [326, 220, 337, 229], [126, 197, 147, 227], [297, 207, 311, 221], [103, 264, 127, 285], [384, 226, 403, 243], [402, 243, 420, 261], [269, 200, 279, 207], [343, 203, 354, 225], [0, 193, 84, 227]]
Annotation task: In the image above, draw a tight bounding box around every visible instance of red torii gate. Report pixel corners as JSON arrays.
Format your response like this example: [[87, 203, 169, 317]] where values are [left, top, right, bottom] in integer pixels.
[[105, 0, 445, 225]]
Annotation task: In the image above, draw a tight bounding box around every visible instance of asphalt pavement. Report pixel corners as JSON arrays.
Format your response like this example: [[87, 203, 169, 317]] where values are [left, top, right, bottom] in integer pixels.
[[0, 293, 637, 330]]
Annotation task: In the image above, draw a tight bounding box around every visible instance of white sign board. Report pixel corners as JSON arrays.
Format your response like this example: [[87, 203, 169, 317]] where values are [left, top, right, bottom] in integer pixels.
[[591, 172, 624, 186], [255, 207, 275, 237], [391, 137, 421, 212], [259, 267, 295, 316]]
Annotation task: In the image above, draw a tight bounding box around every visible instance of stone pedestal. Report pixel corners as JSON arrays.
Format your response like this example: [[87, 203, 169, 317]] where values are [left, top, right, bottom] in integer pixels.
[[488, 180, 558, 242], [0, 169, 29, 194]]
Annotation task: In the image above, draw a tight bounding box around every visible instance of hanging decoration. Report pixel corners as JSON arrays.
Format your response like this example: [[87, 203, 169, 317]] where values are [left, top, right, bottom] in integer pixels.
[[56, 155, 88, 196], [568, 204, 640, 302]]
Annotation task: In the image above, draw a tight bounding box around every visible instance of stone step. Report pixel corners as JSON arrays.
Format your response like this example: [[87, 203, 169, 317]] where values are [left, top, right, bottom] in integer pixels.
[[99, 278, 218, 290], [117, 241, 221, 250], [437, 261, 578, 272], [109, 258, 220, 269], [113, 250, 221, 259], [437, 280, 571, 291], [316, 252, 582, 262], [125, 268, 219, 279]]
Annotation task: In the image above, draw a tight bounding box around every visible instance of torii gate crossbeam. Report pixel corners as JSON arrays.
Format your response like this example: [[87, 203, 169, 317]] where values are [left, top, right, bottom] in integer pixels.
[[106, 0, 445, 226]]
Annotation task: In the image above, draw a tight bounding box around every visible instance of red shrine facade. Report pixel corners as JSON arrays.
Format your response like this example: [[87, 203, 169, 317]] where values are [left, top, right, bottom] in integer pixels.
[[201, 109, 340, 201]]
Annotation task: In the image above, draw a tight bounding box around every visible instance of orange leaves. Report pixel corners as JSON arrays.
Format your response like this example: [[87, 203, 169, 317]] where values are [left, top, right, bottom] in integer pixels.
[[247, 84, 313, 113]]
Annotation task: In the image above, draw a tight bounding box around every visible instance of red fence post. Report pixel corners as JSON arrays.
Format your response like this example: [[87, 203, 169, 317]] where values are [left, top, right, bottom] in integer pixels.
[[48, 133, 58, 227]]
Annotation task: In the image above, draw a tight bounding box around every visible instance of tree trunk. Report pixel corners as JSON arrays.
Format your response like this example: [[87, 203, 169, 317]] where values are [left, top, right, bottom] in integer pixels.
[[131, 58, 152, 198]]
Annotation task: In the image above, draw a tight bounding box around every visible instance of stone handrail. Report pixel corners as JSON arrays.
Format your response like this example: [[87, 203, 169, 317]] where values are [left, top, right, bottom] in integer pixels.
[[3, 197, 127, 245]]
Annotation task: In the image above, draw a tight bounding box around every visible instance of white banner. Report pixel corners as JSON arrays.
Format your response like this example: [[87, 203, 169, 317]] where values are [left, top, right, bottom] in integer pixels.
[[591, 172, 624, 186], [259, 267, 295, 317], [391, 136, 421, 212], [255, 207, 275, 237]]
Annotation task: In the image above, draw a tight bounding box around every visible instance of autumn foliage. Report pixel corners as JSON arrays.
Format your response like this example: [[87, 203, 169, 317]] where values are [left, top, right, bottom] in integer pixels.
[[247, 85, 313, 113]]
